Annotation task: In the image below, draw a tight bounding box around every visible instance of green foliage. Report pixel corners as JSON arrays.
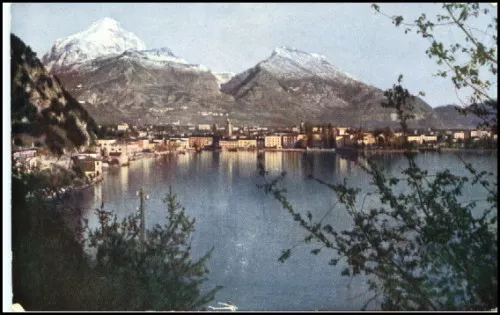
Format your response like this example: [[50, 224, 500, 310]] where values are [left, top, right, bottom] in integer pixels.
[[12, 168, 90, 310], [12, 168, 220, 311], [258, 4, 498, 308], [85, 187, 221, 310], [373, 3, 497, 129], [259, 81, 497, 310], [382, 75, 415, 136]]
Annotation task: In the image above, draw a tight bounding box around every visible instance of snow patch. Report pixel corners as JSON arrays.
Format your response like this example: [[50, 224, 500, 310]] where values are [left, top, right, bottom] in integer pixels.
[[264, 45, 360, 83], [43, 17, 146, 71], [214, 72, 235, 86]]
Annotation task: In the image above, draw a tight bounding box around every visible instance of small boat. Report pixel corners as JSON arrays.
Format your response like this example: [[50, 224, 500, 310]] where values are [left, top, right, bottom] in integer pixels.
[[207, 302, 238, 312]]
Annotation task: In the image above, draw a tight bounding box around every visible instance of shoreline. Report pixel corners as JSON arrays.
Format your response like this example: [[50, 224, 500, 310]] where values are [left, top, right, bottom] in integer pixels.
[[197, 147, 496, 154], [149, 147, 497, 154], [437, 147, 497, 152], [40, 145, 496, 200]]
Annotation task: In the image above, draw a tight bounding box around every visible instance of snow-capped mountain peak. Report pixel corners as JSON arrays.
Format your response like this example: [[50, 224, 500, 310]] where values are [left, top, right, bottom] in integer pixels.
[[272, 46, 327, 62], [146, 47, 176, 57], [121, 48, 188, 65], [87, 17, 121, 31], [263, 46, 358, 82], [104, 47, 212, 74], [43, 17, 146, 72]]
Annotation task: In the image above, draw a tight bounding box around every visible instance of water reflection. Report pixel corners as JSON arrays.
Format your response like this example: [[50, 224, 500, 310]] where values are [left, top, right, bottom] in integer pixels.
[[93, 181, 102, 204], [120, 164, 129, 192], [74, 151, 496, 311], [282, 152, 300, 174], [337, 155, 351, 174], [264, 152, 283, 174], [142, 157, 151, 178]]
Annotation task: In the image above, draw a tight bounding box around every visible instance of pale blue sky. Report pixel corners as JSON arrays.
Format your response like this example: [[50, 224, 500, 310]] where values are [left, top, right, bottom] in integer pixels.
[[1, 4, 498, 310], [6, 2, 498, 107]]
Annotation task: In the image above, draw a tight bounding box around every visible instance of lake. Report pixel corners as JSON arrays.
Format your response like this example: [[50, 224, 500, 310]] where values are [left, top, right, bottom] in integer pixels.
[[71, 150, 497, 311]]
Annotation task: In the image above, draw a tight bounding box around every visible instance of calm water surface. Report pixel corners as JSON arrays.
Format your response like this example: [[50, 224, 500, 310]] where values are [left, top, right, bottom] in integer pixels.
[[71, 151, 497, 311]]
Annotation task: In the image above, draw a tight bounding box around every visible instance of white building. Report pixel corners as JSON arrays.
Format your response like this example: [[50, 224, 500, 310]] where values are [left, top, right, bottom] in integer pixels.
[[117, 123, 129, 131], [198, 124, 212, 131], [265, 136, 282, 148]]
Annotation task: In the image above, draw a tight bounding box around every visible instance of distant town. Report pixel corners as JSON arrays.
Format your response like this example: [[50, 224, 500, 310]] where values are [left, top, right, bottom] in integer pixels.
[[12, 119, 498, 190]]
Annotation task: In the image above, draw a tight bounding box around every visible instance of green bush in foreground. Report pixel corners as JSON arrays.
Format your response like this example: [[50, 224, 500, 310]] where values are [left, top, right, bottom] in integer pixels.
[[84, 187, 221, 311], [12, 167, 220, 311]]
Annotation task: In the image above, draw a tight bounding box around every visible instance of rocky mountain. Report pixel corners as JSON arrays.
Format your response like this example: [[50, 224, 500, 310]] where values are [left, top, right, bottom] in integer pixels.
[[49, 48, 234, 125], [11, 34, 99, 155], [42, 17, 146, 73], [434, 104, 496, 129], [42, 18, 441, 128], [214, 72, 235, 87], [221, 46, 438, 127], [43, 18, 234, 125]]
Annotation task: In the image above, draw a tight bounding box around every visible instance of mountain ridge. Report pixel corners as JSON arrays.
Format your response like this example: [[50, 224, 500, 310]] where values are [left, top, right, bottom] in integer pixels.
[[39, 18, 488, 129], [220, 46, 438, 128]]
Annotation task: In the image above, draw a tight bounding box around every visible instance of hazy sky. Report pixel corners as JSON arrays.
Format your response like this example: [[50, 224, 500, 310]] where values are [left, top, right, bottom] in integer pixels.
[[7, 2, 498, 107]]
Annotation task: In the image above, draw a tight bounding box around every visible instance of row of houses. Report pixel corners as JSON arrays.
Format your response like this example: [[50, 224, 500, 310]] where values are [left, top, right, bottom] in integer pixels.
[[12, 122, 496, 180], [113, 120, 496, 141], [185, 127, 496, 150], [135, 127, 496, 152]]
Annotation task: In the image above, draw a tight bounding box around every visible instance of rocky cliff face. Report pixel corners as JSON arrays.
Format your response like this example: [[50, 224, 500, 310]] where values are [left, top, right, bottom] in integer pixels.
[[11, 34, 98, 155]]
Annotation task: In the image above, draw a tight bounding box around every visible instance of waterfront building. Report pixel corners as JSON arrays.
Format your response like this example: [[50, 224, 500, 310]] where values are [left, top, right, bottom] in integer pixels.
[[453, 131, 466, 140], [108, 152, 129, 166], [97, 139, 117, 156], [189, 136, 214, 149], [219, 140, 239, 150], [238, 139, 257, 150], [422, 134, 438, 144], [407, 135, 422, 144], [470, 129, 491, 138], [358, 133, 376, 146], [73, 156, 103, 180], [336, 127, 348, 136], [309, 133, 323, 148], [137, 139, 154, 151], [407, 134, 438, 145], [264, 136, 282, 148], [282, 134, 299, 148], [107, 141, 142, 157], [168, 137, 189, 150]]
